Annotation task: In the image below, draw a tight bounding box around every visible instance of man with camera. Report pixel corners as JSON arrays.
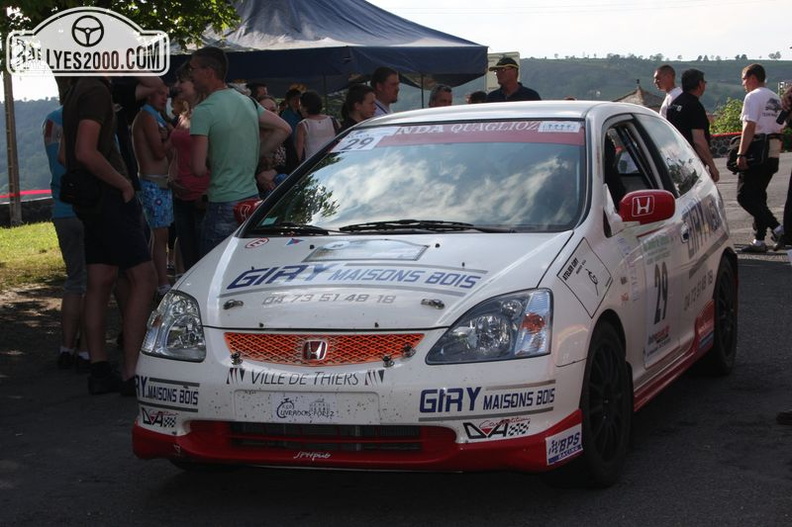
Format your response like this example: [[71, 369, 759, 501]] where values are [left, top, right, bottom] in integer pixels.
[[735, 63, 784, 253]]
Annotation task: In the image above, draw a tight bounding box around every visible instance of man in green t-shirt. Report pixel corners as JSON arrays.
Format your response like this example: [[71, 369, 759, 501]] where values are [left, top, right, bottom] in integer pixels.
[[188, 47, 291, 255]]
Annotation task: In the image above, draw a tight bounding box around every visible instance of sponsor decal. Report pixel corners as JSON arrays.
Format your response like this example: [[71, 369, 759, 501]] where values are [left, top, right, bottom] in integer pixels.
[[226, 367, 367, 387], [244, 238, 269, 249], [546, 424, 583, 465], [647, 325, 671, 350], [332, 121, 585, 152], [273, 395, 337, 421], [615, 235, 641, 303], [293, 451, 331, 461], [538, 121, 582, 133], [557, 239, 612, 317], [7, 7, 169, 76], [286, 238, 304, 245], [140, 406, 177, 428], [463, 416, 531, 441], [418, 382, 555, 420], [225, 263, 485, 294], [364, 369, 386, 386], [684, 269, 713, 312], [640, 231, 673, 265], [136, 376, 199, 411], [680, 195, 723, 262]]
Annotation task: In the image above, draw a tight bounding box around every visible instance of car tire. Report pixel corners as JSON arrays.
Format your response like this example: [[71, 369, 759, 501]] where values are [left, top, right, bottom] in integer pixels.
[[695, 257, 738, 376], [543, 322, 632, 488]]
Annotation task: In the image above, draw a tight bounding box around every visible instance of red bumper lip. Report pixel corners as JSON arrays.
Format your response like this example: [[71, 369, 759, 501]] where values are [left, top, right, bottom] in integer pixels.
[[132, 411, 582, 473]]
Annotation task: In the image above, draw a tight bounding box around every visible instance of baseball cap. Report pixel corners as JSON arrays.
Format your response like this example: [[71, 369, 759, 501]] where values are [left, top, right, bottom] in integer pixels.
[[488, 57, 519, 71]]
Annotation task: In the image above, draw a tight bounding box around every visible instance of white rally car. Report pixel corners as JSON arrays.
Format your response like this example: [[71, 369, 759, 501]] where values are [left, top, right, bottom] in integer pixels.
[[133, 101, 737, 486]]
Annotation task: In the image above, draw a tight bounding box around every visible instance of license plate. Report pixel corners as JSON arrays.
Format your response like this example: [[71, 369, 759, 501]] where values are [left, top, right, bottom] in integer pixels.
[[234, 391, 379, 424]]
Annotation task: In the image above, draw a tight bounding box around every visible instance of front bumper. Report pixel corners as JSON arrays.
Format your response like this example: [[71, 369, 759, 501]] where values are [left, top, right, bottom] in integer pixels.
[[133, 410, 582, 472], [133, 325, 587, 473]]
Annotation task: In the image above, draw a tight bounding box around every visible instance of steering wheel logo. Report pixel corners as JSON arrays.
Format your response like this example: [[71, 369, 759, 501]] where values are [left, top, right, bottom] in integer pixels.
[[71, 15, 105, 47]]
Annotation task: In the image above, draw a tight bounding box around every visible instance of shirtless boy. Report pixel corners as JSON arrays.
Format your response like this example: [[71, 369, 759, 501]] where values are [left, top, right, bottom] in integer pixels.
[[132, 85, 174, 296]]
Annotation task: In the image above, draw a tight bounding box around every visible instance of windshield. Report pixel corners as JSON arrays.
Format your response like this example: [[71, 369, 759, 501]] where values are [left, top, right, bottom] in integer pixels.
[[248, 119, 587, 234]]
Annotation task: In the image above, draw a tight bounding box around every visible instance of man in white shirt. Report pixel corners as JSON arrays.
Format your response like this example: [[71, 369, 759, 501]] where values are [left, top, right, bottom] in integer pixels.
[[735, 63, 784, 253], [653, 64, 682, 119]]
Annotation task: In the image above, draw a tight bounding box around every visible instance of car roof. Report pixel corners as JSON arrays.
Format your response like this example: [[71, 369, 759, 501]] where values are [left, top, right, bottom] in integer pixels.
[[361, 101, 659, 128]]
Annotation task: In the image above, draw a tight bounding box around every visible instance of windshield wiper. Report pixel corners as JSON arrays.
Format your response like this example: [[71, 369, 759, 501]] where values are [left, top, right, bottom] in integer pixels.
[[249, 222, 331, 236], [338, 219, 512, 233]]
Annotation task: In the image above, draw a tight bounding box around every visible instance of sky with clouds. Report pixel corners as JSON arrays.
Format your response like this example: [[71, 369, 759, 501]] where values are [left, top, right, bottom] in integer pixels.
[[4, 0, 790, 101]]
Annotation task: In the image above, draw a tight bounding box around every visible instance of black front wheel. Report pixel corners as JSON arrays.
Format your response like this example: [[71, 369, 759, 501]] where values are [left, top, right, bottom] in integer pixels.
[[543, 322, 632, 488]]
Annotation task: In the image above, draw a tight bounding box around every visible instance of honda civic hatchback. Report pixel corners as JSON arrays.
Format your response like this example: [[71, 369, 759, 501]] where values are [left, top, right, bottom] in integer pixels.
[[133, 101, 737, 487]]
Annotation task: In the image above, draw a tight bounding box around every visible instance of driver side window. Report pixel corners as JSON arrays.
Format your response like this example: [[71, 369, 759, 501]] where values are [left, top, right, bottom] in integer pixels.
[[636, 114, 701, 196], [603, 126, 654, 208]]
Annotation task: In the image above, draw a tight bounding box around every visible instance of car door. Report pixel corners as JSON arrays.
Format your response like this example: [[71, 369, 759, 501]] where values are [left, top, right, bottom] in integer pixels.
[[634, 114, 728, 356], [604, 117, 687, 370]]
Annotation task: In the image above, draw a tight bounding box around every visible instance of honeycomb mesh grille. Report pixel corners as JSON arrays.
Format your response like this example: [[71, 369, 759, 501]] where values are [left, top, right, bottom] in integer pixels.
[[224, 333, 424, 365]]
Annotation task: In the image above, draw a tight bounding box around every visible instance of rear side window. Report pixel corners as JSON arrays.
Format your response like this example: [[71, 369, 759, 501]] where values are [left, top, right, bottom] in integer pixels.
[[636, 114, 702, 196]]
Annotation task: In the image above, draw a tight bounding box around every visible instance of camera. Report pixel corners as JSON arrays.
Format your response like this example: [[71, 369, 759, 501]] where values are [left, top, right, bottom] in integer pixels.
[[776, 109, 790, 125]]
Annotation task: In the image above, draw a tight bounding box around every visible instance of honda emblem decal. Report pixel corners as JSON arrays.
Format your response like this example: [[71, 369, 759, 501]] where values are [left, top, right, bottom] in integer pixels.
[[302, 340, 328, 361]]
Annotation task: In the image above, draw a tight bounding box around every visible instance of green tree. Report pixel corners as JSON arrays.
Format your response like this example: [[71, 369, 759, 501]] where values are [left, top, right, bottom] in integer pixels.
[[711, 98, 743, 134], [1, 1, 239, 50]]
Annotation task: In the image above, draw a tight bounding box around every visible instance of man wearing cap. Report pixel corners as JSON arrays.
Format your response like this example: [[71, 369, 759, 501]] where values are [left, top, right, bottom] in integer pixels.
[[486, 57, 541, 102]]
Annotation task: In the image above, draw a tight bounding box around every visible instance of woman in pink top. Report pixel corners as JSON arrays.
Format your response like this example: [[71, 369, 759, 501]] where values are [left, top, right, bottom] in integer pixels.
[[169, 64, 209, 270], [294, 90, 339, 161]]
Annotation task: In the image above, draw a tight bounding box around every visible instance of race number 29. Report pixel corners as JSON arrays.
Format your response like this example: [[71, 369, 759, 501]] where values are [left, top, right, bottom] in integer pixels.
[[653, 262, 668, 324]]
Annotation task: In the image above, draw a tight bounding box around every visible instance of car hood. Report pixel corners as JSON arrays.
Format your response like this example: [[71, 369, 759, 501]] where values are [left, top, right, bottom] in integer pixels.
[[179, 233, 572, 330]]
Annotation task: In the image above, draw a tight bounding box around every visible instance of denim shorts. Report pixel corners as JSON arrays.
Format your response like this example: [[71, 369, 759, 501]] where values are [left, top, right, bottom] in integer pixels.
[[200, 196, 256, 257]]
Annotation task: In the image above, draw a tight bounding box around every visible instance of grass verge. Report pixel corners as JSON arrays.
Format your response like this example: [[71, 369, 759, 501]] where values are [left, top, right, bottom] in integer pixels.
[[0, 222, 64, 292]]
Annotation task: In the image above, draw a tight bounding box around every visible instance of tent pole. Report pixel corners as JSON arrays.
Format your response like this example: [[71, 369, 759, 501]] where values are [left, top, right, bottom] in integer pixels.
[[323, 76, 328, 113]]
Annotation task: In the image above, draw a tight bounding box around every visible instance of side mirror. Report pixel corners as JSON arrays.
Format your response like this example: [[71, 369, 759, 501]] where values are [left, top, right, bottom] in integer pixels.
[[618, 189, 675, 225]]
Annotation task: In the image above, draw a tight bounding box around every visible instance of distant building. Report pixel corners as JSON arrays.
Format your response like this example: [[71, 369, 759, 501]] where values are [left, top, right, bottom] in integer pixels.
[[612, 80, 664, 113]]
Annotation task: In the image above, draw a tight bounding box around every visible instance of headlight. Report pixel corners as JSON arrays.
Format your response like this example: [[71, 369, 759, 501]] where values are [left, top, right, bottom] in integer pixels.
[[426, 289, 552, 364], [141, 290, 206, 362]]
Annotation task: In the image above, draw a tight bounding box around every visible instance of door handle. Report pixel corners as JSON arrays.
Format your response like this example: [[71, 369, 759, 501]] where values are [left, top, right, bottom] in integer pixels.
[[680, 223, 690, 243]]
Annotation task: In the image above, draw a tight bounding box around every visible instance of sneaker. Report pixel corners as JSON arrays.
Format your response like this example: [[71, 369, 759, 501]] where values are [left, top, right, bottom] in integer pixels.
[[57, 352, 74, 370], [88, 370, 123, 395], [120, 377, 137, 397], [772, 234, 787, 252], [740, 240, 768, 253], [776, 410, 792, 426]]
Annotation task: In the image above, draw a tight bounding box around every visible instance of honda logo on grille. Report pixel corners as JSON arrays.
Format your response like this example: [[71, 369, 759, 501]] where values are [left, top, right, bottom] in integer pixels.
[[302, 340, 328, 361]]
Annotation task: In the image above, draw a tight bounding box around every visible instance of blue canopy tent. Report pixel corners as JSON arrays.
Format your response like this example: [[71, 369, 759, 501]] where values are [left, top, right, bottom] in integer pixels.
[[169, 0, 488, 95]]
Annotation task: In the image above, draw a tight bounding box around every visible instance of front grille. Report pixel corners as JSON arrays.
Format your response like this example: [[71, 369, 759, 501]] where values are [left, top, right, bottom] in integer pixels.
[[228, 423, 452, 452], [224, 333, 424, 366]]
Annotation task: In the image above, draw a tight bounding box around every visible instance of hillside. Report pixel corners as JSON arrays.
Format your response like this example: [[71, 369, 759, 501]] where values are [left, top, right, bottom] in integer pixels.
[[450, 56, 792, 110], [2, 57, 791, 195], [1, 97, 59, 197]]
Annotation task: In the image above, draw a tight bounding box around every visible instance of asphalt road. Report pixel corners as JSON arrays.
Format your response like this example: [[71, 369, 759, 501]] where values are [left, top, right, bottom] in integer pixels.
[[0, 155, 790, 526]]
